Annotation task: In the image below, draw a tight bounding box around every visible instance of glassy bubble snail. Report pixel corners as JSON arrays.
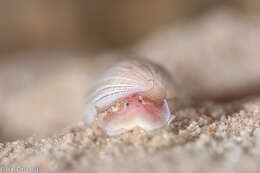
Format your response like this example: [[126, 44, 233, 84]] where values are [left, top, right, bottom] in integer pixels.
[[84, 58, 177, 136]]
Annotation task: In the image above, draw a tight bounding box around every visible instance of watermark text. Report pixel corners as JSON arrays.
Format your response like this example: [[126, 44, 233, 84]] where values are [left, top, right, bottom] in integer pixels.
[[1, 167, 39, 173]]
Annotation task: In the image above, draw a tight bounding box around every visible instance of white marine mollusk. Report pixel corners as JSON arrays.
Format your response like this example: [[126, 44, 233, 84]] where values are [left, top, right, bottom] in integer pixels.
[[84, 59, 176, 136]]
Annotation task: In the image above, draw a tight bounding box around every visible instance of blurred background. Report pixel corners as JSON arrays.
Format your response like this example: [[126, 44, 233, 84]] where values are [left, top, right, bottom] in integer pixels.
[[1, 0, 260, 53], [1, 0, 260, 142]]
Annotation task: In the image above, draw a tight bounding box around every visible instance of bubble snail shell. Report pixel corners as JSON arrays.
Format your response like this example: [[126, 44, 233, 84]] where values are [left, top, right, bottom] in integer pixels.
[[84, 59, 177, 136]]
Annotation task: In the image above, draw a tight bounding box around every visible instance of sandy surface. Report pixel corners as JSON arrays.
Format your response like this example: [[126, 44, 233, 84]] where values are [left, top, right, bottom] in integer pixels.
[[1, 9, 260, 172], [1, 98, 260, 173]]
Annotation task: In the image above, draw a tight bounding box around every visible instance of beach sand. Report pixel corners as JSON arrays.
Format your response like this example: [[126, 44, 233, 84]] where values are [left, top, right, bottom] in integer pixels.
[[1, 98, 260, 173]]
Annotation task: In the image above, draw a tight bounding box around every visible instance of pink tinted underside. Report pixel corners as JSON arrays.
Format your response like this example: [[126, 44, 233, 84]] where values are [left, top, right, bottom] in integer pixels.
[[103, 94, 170, 126]]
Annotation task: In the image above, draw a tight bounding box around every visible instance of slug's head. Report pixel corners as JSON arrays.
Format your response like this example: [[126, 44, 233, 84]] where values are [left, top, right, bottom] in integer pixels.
[[97, 94, 172, 136], [84, 59, 176, 136]]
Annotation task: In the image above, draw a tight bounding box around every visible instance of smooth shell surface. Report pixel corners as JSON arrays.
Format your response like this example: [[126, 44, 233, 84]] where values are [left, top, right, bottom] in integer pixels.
[[84, 59, 176, 135]]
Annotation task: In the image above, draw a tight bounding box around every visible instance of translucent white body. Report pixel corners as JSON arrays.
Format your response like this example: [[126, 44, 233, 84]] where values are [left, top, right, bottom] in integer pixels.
[[84, 59, 176, 135]]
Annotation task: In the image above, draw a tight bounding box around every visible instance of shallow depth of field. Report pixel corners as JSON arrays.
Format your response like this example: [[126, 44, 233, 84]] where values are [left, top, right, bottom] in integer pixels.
[[1, 1, 260, 172]]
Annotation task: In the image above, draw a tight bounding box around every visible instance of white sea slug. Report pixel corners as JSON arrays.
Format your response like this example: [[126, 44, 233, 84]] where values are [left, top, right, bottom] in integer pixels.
[[84, 59, 176, 136]]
